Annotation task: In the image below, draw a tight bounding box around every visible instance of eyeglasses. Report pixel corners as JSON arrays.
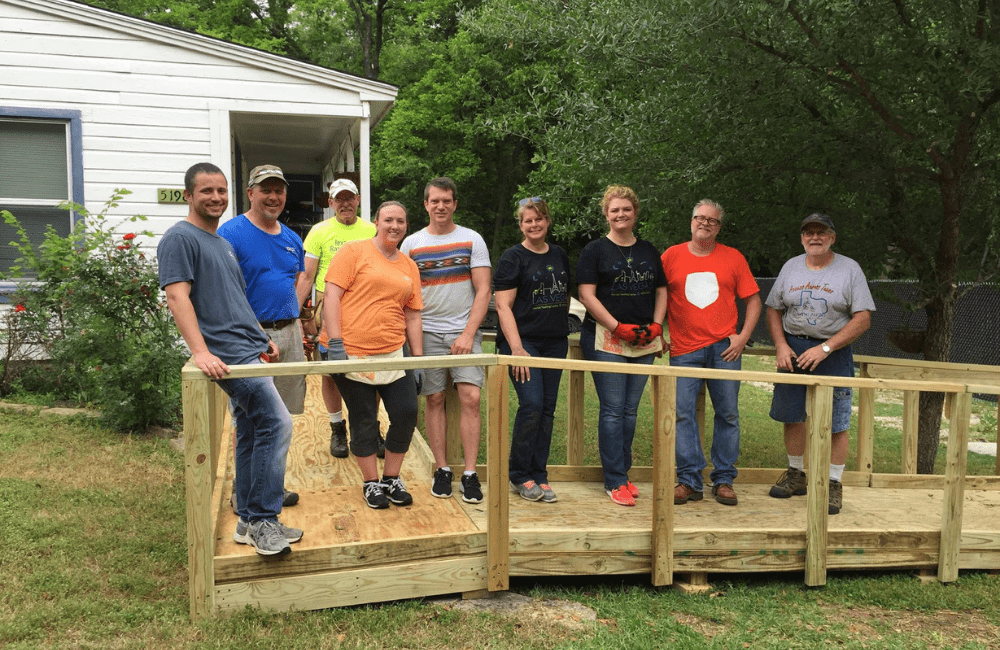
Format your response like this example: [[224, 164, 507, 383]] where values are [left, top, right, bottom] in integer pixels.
[[693, 215, 721, 227], [518, 196, 543, 207]]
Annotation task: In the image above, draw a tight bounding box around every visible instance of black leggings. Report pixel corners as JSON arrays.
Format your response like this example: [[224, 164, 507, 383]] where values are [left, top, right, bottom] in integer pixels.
[[331, 372, 418, 457]]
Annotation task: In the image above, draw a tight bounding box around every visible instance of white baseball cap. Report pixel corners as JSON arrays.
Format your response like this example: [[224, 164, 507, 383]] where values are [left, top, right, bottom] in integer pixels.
[[328, 178, 359, 196]]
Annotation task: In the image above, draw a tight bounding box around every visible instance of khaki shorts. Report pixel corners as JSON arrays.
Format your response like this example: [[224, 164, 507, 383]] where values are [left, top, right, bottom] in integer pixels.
[[263, 319, 306, 415], [420, 330, 484, 396]]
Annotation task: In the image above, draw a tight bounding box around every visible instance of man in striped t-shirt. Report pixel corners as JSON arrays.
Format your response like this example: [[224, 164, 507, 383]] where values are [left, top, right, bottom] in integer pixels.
[[400, 177, 491, 504]]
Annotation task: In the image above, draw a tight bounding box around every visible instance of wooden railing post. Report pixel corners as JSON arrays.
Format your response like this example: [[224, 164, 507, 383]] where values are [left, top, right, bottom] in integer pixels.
[[901, 390, 919, 474], [856, 363, 874, 476], [566, 340, 584, 467], [486, 364, 510, 592], [183, 374, 215, 620], [939, 390, 971, 583], [650, 373, 676, 587], [804, 384, 833, 587]]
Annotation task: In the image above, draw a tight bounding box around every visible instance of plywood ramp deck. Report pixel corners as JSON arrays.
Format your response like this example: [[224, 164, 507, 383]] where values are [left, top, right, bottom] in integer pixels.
[[204, 376, 999, 614]]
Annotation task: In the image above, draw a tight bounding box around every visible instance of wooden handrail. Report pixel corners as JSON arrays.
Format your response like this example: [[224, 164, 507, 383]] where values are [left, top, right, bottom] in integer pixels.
[[182, 346, 996, 618]]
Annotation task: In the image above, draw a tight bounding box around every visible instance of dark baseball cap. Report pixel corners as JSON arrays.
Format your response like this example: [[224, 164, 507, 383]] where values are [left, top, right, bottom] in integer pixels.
[[800, 213, 835, 232]]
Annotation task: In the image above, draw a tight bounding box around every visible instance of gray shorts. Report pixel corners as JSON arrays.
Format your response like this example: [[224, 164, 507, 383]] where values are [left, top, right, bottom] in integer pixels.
[[263, 320, 306, 415], [421, 330, 484, 396]]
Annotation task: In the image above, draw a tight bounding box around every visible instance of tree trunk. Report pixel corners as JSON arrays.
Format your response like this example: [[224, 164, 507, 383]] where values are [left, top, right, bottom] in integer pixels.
[[915, 171, 962, 473], [916, 293, 954, 474]]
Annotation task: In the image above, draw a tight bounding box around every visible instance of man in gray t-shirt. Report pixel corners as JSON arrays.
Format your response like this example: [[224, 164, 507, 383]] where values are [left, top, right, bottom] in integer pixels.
[[765, 213, 875, 516], [158, 162, 301, 557], [399, 177, 491, 504]]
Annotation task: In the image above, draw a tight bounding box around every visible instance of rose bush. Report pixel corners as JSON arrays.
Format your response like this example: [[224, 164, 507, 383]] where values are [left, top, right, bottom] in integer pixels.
[[1, 190, 188, 431]]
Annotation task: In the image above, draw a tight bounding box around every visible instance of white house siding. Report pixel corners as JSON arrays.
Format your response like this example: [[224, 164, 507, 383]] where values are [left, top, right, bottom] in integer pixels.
[[1, 0, 391, 249]]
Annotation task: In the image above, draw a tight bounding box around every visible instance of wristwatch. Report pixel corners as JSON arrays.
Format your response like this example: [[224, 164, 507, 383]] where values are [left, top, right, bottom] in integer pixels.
[[821, 343, 831, 354]]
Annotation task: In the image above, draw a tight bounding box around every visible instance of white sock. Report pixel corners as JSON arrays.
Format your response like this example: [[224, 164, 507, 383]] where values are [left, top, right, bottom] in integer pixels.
[[329, 412, 343, 424], [440, 466, 452, 474], [788, 455, 804, 471], [463, 470, 476, 477], [829, 463, 845, 482]]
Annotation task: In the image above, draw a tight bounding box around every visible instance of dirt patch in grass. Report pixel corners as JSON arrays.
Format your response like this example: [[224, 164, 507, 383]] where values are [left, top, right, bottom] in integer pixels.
[[450, 593, 598, 634], [671, 612, 729, 640], [829, 606, 1000, 648]]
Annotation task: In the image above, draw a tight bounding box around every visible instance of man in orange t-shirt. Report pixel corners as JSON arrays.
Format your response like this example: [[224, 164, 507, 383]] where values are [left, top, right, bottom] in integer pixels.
[[661, 199, 761, 507]]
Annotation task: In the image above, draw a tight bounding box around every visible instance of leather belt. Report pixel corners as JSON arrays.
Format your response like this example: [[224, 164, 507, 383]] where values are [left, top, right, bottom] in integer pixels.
[[259, 318, 297, 330]]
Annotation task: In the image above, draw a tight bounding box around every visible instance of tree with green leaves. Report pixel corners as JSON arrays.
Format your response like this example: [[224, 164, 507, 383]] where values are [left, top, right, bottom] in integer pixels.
[[469, 0, 1000, 472]]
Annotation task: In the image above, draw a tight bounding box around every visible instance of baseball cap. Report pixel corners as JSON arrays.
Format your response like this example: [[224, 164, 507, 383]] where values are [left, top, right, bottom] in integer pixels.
[[247, 165, 287, 188], [328, 178, 359, 196], [800, 213, 835, 232]]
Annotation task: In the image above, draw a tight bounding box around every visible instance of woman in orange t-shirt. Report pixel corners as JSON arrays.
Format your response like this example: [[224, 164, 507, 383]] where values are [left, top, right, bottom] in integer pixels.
[[323, 201, 423, 510]]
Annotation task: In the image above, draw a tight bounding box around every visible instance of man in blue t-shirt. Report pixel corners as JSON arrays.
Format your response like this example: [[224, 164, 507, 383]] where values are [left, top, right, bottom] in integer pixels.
[[158, 162, 301, 557], [218, 165, 310, 415], [218, 165, 310, 510]]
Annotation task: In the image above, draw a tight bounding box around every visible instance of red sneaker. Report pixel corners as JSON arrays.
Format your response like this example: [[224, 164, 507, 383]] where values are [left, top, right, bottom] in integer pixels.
[[606, 485, 636, 506], [626, 480, 639, 498]]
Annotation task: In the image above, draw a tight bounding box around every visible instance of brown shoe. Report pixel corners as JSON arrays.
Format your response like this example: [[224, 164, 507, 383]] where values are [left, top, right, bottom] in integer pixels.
[[674, 483, 703, 505], [712, 483, 738, 506]]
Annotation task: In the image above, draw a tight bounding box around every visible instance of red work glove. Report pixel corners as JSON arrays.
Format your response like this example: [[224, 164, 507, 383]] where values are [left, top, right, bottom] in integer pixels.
[[613, 322, 640, 342], [637, 322, 663, 345]]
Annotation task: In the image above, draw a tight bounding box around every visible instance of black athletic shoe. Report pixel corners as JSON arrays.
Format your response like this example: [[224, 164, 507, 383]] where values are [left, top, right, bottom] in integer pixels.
[[431, 468, 453, 498], [381, 476, 413, 506], [363, 481, 389, 509], [460, 472, 483, 504]]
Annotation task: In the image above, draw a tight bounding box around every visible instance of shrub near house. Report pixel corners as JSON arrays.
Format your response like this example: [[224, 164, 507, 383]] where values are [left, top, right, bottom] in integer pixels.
[[1, 190, 188, 431]]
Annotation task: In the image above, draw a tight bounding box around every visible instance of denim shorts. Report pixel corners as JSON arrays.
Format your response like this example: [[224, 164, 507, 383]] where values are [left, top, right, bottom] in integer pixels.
[[769, 334, 854, 433]]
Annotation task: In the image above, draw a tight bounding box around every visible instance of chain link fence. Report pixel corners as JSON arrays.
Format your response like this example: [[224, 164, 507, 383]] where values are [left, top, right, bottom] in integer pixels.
[[743, 279, 1000, 401]]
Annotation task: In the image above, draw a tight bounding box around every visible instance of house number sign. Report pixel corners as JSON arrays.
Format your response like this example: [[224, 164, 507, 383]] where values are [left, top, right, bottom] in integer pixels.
[[157, 188, 186, 204]]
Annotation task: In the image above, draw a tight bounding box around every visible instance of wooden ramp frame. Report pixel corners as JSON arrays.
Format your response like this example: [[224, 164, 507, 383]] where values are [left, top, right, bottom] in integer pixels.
[[182, 350, 1000, 619]]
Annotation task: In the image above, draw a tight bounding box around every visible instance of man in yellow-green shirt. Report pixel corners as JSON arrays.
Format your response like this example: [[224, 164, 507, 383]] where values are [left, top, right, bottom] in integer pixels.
[[302, 178, 377, 458]]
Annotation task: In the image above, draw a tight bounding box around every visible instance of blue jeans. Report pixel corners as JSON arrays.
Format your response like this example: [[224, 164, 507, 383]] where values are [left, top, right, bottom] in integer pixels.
[[219, 360, 293, 522], [580, 326, 656, 491], [498, 337, 568, 485], [672, 339, 741, 491]]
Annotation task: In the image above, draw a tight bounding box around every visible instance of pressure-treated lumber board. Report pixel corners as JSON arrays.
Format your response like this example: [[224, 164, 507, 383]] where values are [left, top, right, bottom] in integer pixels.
[[486, 365, 509, 591], [805, 385, 833, 586], [183, 376, 215, 620], [214, 557, 487, 613], [939, 392, 971, 583], [651, 375, 676, 587]]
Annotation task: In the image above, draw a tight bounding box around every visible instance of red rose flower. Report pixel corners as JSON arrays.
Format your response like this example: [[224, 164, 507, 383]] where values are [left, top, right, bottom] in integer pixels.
[[123, 233, 136, 241], [14, 304, 26, 312]]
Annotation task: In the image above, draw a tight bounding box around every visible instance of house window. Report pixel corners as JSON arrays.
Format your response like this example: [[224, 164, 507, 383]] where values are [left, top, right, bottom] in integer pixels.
[[0, 110, 82, 276]]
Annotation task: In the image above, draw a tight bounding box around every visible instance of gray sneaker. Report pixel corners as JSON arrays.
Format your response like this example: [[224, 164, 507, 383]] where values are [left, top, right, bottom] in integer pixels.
[[510, 480, 543, 502], [829, 479, 843, 515], [769, 467, 807, 498], [538, 483, 558, 503], [234, 518, 302, 545], [245, 519, 292, 556]]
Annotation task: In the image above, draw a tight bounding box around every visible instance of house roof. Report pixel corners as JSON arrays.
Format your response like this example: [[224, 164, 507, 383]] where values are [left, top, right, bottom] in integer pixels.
[[13, 0, 399, 128]]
